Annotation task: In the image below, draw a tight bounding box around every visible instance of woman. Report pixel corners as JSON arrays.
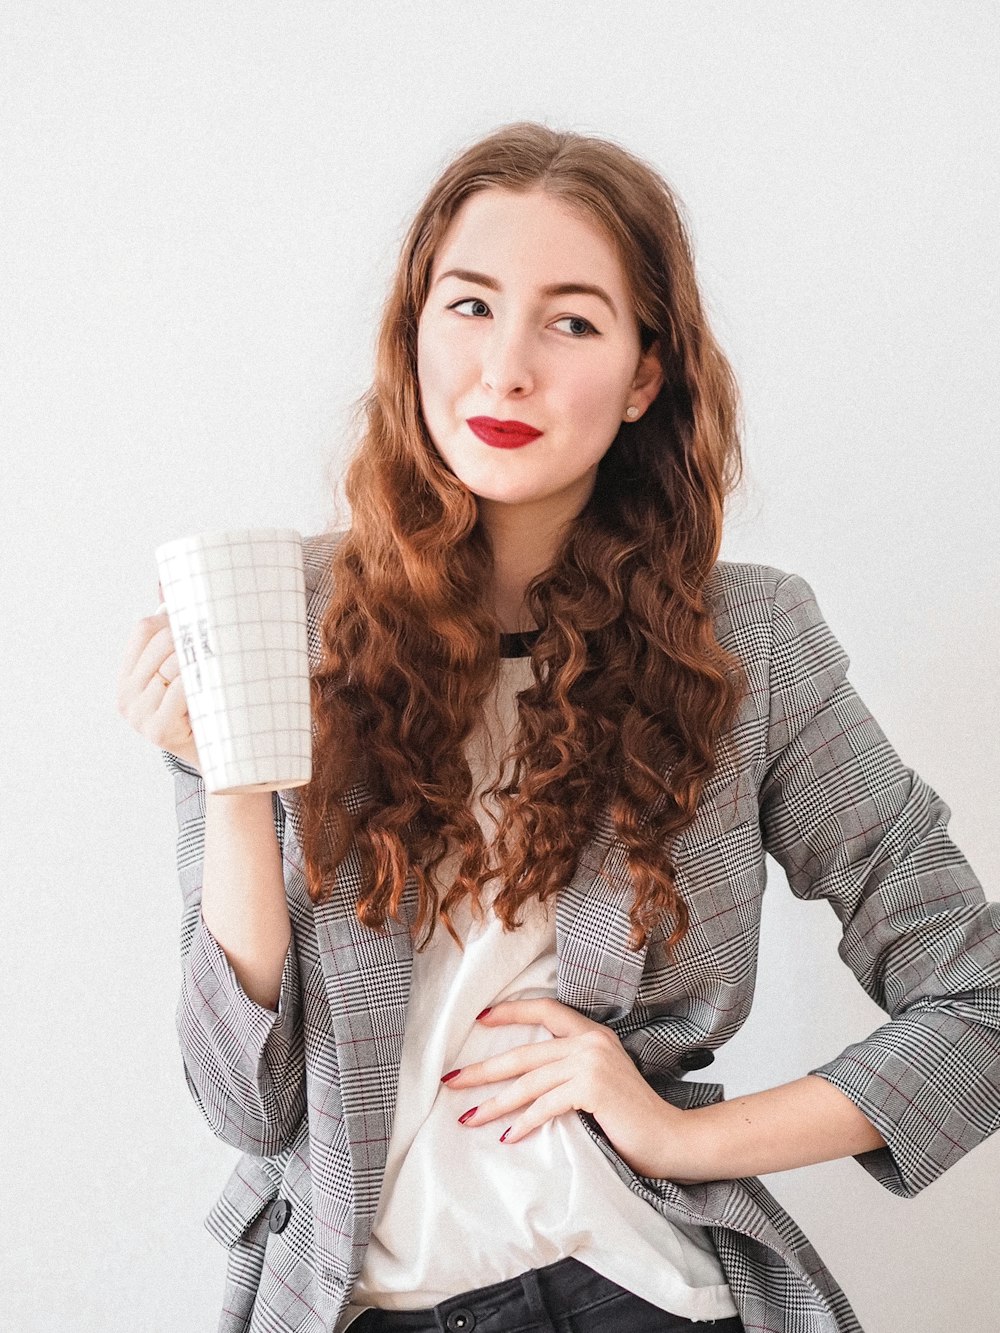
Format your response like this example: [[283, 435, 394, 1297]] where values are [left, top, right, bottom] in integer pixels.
[[118, 123, 1000, 1333]]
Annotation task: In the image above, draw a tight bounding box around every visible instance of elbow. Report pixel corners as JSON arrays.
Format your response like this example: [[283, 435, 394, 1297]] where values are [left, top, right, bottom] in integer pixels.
[[181, 1061, 305, 1156], [174, 915, 306, 1154]]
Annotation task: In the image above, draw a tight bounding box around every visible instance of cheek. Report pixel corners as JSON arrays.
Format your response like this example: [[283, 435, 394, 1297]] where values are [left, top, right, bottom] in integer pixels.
[[416, 330, 460, 458], [417, 325, 464, 414], [566, 361, 629, 432], [415, 325, 435, 399]]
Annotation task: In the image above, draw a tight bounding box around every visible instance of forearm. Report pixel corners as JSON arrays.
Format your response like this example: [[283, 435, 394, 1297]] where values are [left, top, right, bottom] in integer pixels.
[[201, 791, 291, 1011], [671, 1074, 887, 1183]]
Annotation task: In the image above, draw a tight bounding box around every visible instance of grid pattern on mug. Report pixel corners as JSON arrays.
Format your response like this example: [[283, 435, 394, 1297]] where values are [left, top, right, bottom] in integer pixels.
[[156, 530, 310, 788]]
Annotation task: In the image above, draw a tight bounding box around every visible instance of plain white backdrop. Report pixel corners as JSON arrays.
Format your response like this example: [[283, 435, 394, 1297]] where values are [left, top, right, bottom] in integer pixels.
[[3, 3, 998, 1329]]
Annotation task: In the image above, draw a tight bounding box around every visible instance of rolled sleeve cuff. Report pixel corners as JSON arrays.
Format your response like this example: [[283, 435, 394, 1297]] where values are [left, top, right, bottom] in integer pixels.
[[184, 909, 300, 1036], [176, 913, 304, 1154], [807, 1009, 998, 1198], [161, 748, 200, 778]]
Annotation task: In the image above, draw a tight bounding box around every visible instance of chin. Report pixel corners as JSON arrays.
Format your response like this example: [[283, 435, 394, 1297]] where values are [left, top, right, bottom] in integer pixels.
[[442, 463, 537, 505]]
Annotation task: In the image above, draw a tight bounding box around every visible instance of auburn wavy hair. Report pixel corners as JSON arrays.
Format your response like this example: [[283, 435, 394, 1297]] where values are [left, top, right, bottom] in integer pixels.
[[298, 121, 748, 956]]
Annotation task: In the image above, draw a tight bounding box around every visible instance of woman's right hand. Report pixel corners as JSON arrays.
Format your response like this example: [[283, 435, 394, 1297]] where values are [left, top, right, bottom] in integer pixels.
[[117, 604, 202, 774]]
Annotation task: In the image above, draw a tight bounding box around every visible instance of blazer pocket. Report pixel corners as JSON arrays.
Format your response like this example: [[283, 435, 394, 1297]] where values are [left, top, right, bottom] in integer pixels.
[[204, 1156, 280, 1249]]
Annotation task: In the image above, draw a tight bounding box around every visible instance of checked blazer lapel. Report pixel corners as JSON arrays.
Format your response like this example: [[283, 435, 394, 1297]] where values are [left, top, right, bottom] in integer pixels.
[[555, 803, 651, 1021], [312, 851, 417, 1266], [278, 775, 417, 1273]]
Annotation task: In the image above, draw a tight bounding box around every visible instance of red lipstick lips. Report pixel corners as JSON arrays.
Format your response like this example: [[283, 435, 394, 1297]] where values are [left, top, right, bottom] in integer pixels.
[[467, 417, 542, 449]]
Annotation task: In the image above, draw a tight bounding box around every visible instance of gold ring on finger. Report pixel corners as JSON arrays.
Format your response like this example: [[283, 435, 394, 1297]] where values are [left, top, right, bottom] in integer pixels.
[[155, 669, 170, 688]]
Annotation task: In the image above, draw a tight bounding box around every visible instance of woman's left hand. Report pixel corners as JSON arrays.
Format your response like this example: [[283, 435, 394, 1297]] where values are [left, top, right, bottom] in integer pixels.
[[440, 997, 698, 1181]]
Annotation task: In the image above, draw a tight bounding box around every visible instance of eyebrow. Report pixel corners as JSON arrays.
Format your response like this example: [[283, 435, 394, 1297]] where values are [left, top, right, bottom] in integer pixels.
[[434, 267, 619, 319]]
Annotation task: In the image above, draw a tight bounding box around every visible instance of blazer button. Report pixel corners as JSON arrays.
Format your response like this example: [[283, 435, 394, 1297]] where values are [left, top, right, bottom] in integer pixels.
[[268, 1198, 292, 1234], [677, 1047, 715, 1071]]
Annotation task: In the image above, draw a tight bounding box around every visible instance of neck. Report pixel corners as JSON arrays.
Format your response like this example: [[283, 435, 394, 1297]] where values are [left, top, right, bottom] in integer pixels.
[[479, 507, 566, 632], [478, 484, 592, 632]]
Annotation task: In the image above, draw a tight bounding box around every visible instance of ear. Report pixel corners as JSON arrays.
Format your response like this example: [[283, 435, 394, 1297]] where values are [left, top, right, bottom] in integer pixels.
[[628, 339, 664, 417]]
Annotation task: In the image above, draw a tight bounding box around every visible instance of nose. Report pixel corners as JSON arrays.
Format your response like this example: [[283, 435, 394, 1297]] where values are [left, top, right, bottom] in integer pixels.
[[480, 319, 535, 398]]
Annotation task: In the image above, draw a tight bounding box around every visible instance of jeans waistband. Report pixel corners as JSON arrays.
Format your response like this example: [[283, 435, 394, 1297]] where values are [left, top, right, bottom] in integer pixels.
[[353, 1256, 741, 1332]]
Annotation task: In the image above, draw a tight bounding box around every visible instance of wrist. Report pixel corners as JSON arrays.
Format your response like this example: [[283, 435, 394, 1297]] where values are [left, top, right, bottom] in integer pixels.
[[165, 741, 201, 773], [665, 1103, 718, 1184], [623, 1091, 704, 1183]]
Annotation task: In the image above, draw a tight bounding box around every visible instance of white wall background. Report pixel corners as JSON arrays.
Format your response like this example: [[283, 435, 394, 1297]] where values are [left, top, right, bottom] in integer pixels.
[[3, 3, 998, 1329]]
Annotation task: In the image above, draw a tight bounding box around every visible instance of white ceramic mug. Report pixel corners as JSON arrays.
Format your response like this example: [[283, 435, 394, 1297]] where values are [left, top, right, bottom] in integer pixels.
[[154, 528, 312, 794]]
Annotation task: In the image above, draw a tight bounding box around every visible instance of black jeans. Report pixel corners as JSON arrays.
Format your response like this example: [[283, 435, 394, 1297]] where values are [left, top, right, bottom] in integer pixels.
[[353, 1256, 746, 1331]]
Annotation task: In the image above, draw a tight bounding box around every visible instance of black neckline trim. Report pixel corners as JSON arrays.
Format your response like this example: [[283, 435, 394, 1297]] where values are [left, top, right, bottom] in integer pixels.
[[499, 627, 542, 658]]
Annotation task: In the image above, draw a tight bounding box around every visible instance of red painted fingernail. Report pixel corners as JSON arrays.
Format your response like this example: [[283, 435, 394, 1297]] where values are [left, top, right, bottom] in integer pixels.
[[440, 1069, 462, 1083], [458, 1106, 478, 1125], [475, 1007, 492, 1020], [500, 1126, 512, 1143]]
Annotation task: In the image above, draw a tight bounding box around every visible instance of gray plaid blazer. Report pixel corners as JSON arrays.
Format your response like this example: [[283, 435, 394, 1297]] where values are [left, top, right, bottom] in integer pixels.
[[163, 531, 1000, 1333]]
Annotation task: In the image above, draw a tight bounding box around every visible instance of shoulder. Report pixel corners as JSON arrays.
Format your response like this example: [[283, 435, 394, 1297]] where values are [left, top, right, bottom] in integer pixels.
[[703, 559, 808, 646], [302, 529, 348, 596], [301, 530, 349, 672], [704, 560, 845, 677], [706, 561, 851, 733]]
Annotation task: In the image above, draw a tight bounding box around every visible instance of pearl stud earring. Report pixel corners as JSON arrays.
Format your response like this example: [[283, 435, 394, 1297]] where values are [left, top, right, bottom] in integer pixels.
[[625, 405, 640, 420]]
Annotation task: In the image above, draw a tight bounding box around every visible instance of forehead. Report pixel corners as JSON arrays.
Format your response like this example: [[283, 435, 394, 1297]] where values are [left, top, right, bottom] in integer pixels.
[[431, 187, 628, 290]]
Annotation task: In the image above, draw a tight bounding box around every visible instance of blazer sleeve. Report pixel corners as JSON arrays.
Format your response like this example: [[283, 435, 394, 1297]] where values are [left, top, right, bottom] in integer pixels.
[[162, 748, 305, 1156], [758, 572, 1000, 1198]]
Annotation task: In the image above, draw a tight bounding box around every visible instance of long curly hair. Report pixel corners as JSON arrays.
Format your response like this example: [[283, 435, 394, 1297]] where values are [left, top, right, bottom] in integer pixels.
[[298, 121, 748, 956]]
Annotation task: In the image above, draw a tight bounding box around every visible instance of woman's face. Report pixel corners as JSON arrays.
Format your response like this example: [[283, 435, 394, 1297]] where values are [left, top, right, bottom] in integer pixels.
[[416, 187, 662, 529]]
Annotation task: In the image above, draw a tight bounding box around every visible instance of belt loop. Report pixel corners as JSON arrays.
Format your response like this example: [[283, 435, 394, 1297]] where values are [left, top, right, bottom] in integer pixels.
[[518, 1267, 552, 1329]]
